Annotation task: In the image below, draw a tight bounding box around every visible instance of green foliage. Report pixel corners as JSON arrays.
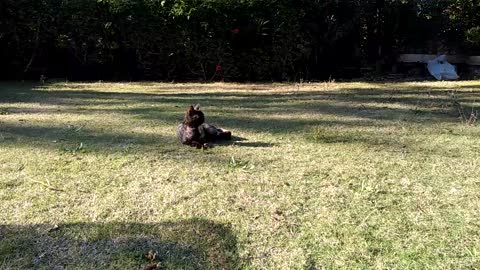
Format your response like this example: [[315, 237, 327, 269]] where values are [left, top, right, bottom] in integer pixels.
[[466, 27, 480, 48], [0, 0, 479, 80]]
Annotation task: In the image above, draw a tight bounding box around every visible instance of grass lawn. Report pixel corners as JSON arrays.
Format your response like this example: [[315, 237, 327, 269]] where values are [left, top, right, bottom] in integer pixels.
[[1, 80, 479, 269]]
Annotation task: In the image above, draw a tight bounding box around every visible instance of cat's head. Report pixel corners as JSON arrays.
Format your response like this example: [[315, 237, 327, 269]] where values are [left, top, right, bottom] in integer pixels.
[[183, 104, 205, 127]]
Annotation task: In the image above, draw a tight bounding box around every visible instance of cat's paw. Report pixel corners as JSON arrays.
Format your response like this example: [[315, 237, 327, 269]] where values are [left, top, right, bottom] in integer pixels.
[[202, 143, 213, 149]]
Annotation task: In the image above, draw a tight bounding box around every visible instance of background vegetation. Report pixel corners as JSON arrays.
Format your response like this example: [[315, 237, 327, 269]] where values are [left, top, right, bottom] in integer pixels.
[[1, 0, 480, 81]]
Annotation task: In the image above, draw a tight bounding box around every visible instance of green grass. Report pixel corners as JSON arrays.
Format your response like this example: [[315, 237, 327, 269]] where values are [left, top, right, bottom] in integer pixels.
[[1, 80, 479, 269]]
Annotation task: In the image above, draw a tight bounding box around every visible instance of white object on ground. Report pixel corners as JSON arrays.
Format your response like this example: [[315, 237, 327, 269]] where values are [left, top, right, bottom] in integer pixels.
[[427, 55, 459, 80]]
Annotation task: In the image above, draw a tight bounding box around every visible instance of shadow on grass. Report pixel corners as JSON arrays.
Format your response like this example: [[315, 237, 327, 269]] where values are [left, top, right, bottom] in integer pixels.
[[230, 141, 275, 148], [0, 218, 245, 269], [212, 135, 275, 148], [0, 121, 173, 154], [0, 122, 273, 155], [1, 81, 479, 153], [3, 82, 477, 123]]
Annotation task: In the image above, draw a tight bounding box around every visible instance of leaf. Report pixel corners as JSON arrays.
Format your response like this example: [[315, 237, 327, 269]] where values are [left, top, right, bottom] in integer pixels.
[[31, 179, 65, 192]]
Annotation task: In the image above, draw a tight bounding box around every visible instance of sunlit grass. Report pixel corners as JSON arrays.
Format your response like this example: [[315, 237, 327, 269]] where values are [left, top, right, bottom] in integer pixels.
[[1, 80, 479, 269]]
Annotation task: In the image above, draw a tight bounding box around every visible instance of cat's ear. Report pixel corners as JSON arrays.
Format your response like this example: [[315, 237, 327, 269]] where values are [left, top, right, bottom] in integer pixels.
[[193, 104, 201, 111], [187, 105, 195, 115]]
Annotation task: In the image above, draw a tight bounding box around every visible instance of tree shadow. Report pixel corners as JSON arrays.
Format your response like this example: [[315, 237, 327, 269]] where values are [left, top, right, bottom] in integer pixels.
[[1, 81, 479, 154], [0, 218, 245, 269], [0, 121, 173, 154], [14, 83, 476, 123]]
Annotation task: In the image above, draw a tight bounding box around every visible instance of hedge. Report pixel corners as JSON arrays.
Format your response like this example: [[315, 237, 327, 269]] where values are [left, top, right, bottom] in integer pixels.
[[1, 0, 479, 81]]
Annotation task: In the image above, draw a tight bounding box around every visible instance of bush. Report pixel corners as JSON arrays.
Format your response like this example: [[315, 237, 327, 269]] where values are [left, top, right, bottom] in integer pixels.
[[0, 0, 478, 81]]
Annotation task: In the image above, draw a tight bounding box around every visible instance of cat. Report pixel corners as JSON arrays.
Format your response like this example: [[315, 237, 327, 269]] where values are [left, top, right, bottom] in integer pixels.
[[177, 104, 232, 149]]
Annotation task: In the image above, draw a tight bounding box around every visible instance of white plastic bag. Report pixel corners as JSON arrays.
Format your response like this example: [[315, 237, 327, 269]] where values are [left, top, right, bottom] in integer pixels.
[[427, 55, 459, 80]]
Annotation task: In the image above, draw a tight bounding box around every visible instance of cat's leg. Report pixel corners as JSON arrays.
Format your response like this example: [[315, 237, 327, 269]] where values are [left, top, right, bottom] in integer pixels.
[[190, 141, 203, 149], [198, 123, 232, 143], [217, 128, 232, 140]]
